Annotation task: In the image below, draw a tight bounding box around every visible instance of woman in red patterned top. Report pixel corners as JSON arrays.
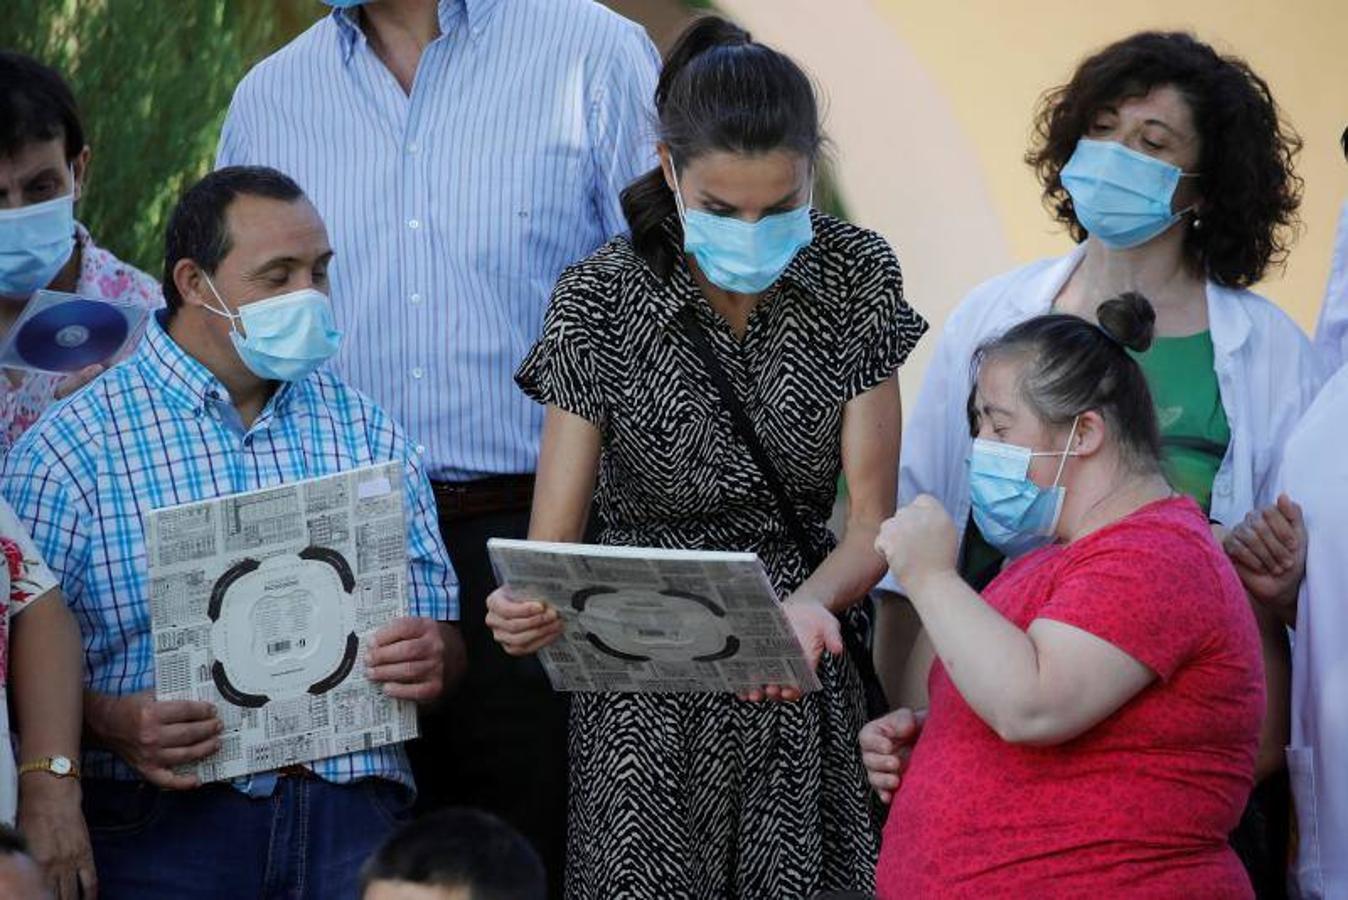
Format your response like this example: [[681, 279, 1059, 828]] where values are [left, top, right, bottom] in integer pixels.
[[866, 293, 1263, 898]]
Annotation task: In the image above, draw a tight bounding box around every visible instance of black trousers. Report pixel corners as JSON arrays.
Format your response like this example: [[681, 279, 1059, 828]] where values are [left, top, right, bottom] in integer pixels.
[[407, 504, 571, 899], [1231, 770, 1291, 899]]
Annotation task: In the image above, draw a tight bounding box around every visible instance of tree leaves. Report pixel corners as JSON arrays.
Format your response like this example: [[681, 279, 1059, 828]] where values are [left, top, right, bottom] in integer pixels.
[[1, 0, 320, 274]]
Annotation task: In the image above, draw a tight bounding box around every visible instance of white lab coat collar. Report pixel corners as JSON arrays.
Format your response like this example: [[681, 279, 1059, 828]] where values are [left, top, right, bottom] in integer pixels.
[[1002, 242, 1254, 367], [1010, 243, 1083, 318], [1207, 279, 1253, 364]]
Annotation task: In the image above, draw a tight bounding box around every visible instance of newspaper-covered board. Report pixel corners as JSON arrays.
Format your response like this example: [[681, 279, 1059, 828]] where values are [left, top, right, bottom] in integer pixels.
[[487, 539, 821, 694], [147, 462, 419, 783]]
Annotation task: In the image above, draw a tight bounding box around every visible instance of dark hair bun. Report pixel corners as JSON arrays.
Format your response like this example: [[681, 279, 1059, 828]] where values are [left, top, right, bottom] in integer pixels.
[[654, 16, 751, 113], [1096, 291, 1156, 353]]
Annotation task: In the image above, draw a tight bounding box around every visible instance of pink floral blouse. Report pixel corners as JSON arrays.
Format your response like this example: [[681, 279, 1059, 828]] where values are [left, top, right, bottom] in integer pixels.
[[0, 224, 162, 455], [0, 498, 59, 823], [0, 502, 58, 685]]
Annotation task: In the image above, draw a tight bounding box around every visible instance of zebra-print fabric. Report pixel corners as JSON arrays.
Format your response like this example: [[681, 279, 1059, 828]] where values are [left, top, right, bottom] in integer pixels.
[[517, 211, 927, 899]]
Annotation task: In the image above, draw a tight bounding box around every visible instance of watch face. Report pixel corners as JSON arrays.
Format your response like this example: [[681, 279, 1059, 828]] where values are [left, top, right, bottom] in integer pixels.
[[50, 757, 72, 776]]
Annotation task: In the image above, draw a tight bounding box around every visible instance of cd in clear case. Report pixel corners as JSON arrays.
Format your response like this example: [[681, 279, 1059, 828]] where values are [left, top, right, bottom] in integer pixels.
[[0, 289, 149, 374]]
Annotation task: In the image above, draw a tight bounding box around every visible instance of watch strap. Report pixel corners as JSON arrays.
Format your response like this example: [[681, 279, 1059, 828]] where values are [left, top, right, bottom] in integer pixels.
[[17, 756, 80, 779]]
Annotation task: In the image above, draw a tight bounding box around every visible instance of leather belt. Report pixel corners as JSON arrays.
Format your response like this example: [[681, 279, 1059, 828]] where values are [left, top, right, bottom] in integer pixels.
[[275, 764, 315, 779], [432, 474, 535, 520]]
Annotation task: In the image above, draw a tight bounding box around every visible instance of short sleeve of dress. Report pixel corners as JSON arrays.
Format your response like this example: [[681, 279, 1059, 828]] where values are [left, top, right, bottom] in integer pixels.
[[515, 263, 610, 427], [842, 236, 928, 401], [0, 498, 57, 616], [1035, 513, 1218, 680]]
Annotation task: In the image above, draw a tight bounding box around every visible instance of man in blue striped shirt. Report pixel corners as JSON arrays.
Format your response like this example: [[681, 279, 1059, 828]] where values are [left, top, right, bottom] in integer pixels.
[[0, 167, 462, 898], [216, 1, 659, 887]]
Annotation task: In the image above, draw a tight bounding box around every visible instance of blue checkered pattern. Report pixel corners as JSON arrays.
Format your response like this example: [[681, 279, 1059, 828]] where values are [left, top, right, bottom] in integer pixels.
[[0, 313, 456, 791]]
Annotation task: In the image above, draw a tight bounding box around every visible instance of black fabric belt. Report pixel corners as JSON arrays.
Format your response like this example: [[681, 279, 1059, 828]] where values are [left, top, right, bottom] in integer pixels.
[[432, 475, 535, 520]]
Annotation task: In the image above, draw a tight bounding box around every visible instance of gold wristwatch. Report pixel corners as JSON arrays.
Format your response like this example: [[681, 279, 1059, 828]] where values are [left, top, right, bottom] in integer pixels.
[[18, 755, 80, 779]]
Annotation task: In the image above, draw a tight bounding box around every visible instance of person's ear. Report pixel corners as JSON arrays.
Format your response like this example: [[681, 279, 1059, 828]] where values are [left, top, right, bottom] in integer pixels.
[[71, 145, 92, 203], [174, 260, 216, 314], [1071, 411, 1107, 458], [658, 143, 677, 195]]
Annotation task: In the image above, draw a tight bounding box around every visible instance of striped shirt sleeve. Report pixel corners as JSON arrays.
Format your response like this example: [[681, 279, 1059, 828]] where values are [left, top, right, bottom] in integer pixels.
[[588, 19, 660, 240]]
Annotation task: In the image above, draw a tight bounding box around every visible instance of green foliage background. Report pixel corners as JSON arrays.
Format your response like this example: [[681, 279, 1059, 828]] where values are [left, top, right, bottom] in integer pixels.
[[0, 0, 322, 275]]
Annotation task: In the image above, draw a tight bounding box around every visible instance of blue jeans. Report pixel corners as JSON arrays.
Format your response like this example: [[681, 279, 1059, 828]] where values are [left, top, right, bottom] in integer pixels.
[[83, 776, 412, 899]]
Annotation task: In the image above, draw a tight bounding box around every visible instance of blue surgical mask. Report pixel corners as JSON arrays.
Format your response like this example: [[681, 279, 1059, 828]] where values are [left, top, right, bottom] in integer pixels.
[[202, 274, 343, 382], [968, 417, 1079, 558], [0, 193, 77, 300], [1060, 139, 1199, 250], [673, 168, 813, 294]]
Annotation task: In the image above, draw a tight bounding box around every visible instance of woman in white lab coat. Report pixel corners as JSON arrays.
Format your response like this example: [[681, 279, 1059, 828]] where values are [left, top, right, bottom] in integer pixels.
[[875, 30, 1320, 893], [1224, 131, 1348, 898], [1226, 366, 1348, 900]]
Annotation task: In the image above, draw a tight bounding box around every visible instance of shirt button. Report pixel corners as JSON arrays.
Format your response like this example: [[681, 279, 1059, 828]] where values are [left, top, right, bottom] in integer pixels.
[[415, 444, 426, 456], [407, 142, 419, 154], [412, 367, 424, 379], [410, 293, 422, 305], [408, 218, 421, 230]]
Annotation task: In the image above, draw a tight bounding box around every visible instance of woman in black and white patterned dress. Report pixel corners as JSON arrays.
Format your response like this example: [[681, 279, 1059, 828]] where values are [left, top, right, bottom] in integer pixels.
[[486, 17, 926, 899]]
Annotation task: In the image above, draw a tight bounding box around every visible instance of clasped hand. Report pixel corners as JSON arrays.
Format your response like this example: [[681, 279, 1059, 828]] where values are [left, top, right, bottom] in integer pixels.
[[1222, 493, 1306, 615], [859, 707, 926, 804]]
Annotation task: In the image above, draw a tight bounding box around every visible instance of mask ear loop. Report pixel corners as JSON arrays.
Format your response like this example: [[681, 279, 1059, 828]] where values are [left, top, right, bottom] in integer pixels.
[[199, 271, 246, 340], [1050, 415, 1081, 488], [669, 163, 688, 222], [1172, 172, 1202, 222]]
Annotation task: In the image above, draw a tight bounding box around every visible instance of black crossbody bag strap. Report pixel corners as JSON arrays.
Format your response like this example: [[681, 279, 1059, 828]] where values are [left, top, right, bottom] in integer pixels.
[[675, 306, 889, 717], [675, 306, 824, 571]]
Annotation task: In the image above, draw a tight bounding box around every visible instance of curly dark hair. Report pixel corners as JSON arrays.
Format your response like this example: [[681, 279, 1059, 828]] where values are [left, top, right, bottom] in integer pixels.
[[1027, 32, 1302, 289]]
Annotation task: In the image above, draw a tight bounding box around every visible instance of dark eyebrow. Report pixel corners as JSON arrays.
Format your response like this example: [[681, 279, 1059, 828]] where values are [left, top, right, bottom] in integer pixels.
[[20, 166, 65, 188], [979, 402, 1014, 419], [700, 187, 803, 211], [244, 250, 334, 280]]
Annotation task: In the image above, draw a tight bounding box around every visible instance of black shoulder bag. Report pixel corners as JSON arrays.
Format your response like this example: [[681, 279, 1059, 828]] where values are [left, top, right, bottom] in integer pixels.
[[675, 305, 889, 719]]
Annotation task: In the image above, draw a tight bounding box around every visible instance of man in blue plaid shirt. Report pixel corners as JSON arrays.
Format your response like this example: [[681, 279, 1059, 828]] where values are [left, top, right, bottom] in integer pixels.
[[0, 166, 462, 898]]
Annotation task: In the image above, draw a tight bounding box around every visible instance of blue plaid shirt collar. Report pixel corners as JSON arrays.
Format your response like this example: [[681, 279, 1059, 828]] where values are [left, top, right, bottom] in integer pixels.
[[137, 310, 297, 425]]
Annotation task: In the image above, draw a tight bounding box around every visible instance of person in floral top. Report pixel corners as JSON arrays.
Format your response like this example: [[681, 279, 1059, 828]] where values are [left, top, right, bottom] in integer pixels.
[[0, 51, 148, 898], [0, 498, 86, 899], [0, 52, 162, 458]]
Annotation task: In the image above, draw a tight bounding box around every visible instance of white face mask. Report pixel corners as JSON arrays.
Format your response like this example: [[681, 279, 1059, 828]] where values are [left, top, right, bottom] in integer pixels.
[[0, 192, 77, 299], [200, 274, 343, 382], [968, 416, 1081, 557]]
